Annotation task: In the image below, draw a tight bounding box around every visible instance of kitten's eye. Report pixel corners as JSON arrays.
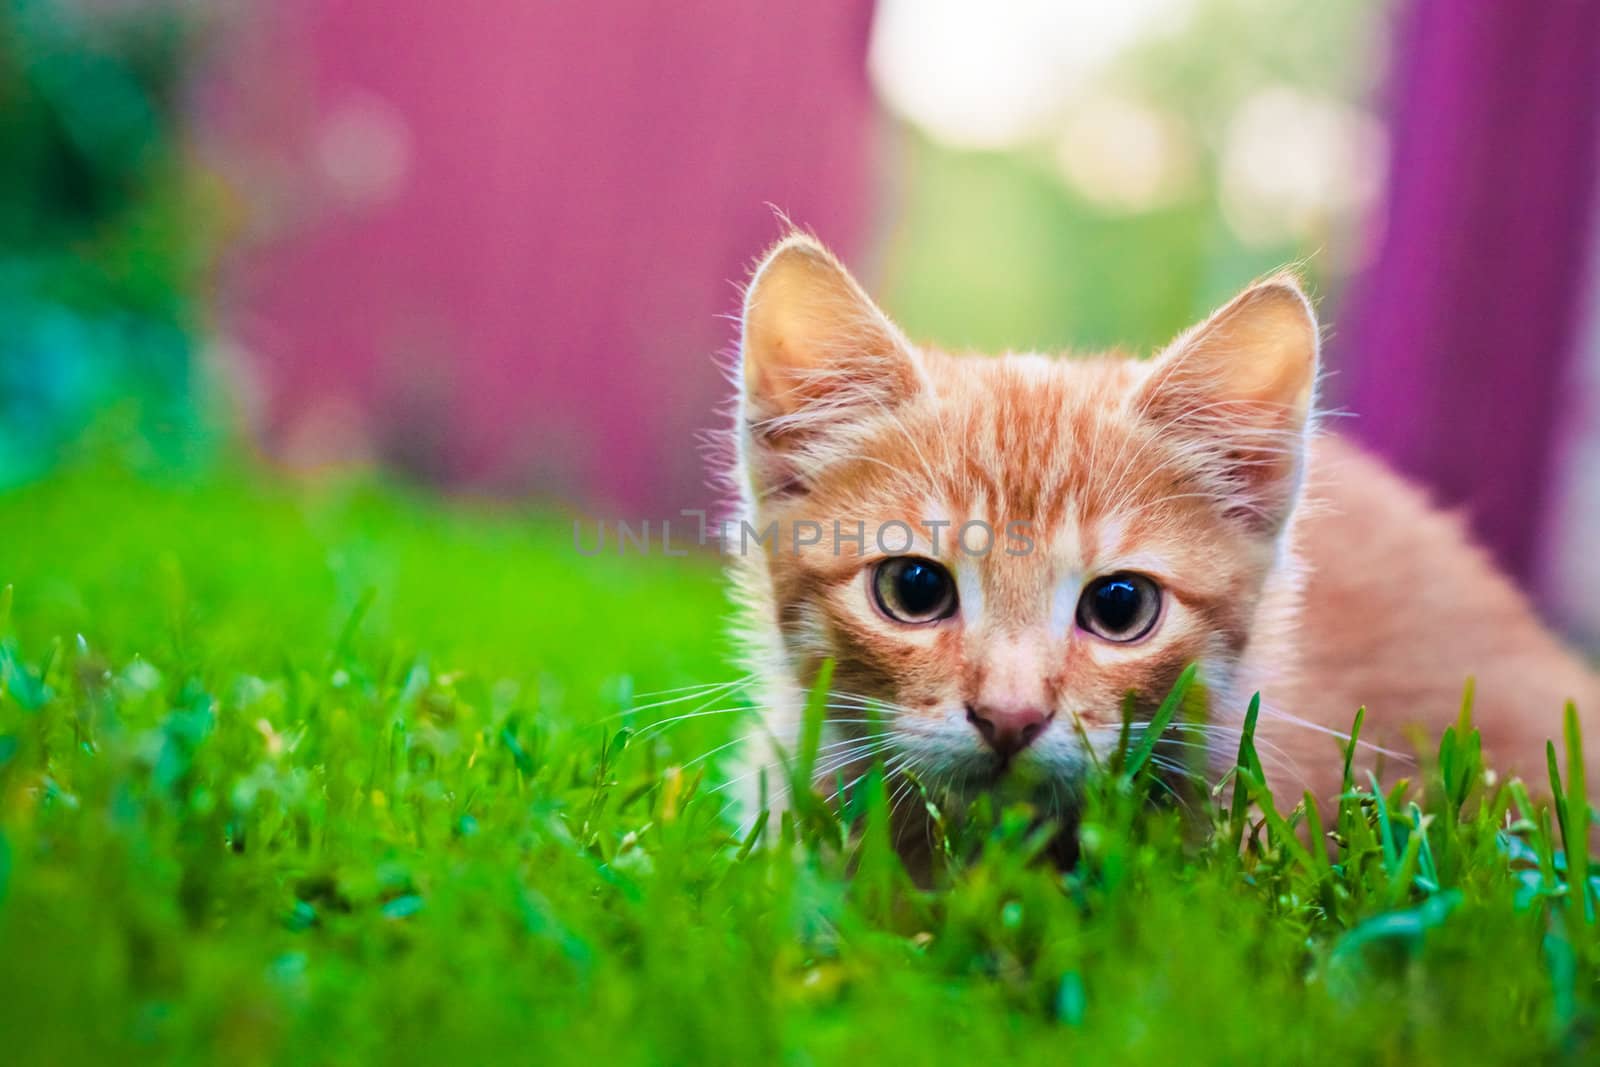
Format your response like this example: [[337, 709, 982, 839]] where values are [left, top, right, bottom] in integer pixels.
[[872, 557, 958, 624], [1076, 573, 1161, 642]]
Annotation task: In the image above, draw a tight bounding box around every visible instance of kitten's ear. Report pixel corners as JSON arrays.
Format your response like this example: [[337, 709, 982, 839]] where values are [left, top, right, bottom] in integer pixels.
[[739, 234, 922, 427], [1136, 275, 1319, 531]]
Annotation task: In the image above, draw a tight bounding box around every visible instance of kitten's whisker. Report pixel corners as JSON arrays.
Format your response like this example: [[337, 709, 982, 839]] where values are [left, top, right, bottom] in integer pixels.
[[625, 675, 754, 704], [630, 704, 758, 741], [810, 742, 900, 781], [601, 677, 753, 721], [821, 690, 917, 715], [1251, 704, 1412, 761], [824, 753, 912, 807], [886, 772, 921, 833], [1123, 719, 1304, 785], [710, 762, 777, 796], [636, 706, 898, 754], [677, 733, 760, 771], [1146, 721, 1298, 761], [815, 717, 918, 732], [707, 733, 902, 798], [813, 732, 895, 754]]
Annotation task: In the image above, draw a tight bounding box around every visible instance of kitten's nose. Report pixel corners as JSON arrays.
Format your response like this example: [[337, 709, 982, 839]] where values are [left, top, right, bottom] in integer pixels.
[[965, 704, 1053, 759]]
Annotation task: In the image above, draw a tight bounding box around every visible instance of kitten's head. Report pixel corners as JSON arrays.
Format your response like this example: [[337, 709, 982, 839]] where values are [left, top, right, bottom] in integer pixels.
[[733, 234, 1317, 798]]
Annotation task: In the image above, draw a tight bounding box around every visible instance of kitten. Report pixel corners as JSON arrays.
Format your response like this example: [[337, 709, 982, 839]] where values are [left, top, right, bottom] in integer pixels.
[[727, 232, 1600, 862]]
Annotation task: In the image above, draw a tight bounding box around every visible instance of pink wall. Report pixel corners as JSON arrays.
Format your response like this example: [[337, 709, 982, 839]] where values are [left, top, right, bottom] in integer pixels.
[[1334, 0, 1600, 581], [212, 1, 878, 515]]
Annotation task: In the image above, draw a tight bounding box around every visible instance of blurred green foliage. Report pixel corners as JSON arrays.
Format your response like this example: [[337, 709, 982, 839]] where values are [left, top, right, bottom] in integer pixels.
[[0, 0, 218, 483], [882, 0, 1385, 355], [883, 139, 1224, 354]]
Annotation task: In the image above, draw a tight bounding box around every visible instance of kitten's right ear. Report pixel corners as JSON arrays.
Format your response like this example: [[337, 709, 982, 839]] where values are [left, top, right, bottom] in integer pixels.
[[739, 235, 922, 430], [1135, 275, 1320, 532]]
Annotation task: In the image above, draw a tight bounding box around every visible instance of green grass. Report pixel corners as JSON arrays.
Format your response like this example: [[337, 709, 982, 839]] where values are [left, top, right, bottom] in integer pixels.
[[2, 464, 1598, 1065]]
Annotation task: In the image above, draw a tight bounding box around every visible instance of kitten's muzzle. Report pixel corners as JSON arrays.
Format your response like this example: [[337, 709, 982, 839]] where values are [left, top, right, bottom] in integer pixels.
[[965, 703, 1054, 761]]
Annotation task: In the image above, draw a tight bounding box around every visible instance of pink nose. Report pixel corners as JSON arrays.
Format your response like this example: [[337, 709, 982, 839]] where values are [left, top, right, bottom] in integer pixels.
[[966, 704, 1054, 758]]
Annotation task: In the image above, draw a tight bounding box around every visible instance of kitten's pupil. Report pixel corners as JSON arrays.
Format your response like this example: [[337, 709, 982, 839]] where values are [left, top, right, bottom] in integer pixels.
[[874, 557, 956, 623], [1094, 579, 1140, 630], [897, 562, 945, 615], [1078, 573, 1160, 641]]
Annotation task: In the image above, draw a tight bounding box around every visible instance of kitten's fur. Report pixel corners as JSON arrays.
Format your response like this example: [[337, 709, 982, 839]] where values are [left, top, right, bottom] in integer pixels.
[[728, 233, 1600, 860]]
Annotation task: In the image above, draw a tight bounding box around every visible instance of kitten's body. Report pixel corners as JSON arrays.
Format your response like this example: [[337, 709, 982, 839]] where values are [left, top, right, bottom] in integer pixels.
[[1263, 436, 1600, 800], [727, 234, 1599, 856]]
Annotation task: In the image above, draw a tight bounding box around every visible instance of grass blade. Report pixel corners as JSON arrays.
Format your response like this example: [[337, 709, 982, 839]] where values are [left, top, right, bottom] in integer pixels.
[[1229, 693, 1262, 848], [1341, 706, 1365, 796], [1564, 703, 1590, 923], [1122, 663, 1198, 783], [1548, 739, 1570, 851], [794, 658, 834, 793], [1369, 771, 1400, 875]]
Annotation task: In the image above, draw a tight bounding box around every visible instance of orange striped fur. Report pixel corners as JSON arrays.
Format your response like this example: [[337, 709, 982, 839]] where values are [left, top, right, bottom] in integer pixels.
[[728, 233, 1600, 859]]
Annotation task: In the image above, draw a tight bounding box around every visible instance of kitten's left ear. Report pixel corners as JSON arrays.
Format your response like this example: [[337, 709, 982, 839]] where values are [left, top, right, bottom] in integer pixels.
[[739, 234, 921, 424], [1136, 275, 1320, 530], [738, 234, 924, 496]]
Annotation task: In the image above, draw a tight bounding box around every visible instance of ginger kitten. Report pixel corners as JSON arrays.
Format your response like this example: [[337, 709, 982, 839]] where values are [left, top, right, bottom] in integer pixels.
[[727, 233, 1600, 860]]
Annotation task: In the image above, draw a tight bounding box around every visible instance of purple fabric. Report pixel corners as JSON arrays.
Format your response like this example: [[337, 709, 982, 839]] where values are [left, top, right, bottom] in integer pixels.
[[1335, 0, 1600, 579], [213, 1, 878, 516]]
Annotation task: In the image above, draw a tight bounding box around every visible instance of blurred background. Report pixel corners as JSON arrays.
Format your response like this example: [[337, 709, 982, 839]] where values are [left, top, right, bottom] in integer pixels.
[[2, 0, 1598, 647]]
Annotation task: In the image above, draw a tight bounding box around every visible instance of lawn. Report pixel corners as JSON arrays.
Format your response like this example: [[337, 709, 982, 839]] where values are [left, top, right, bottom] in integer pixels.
[[1, 463, 1595, 1065]]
